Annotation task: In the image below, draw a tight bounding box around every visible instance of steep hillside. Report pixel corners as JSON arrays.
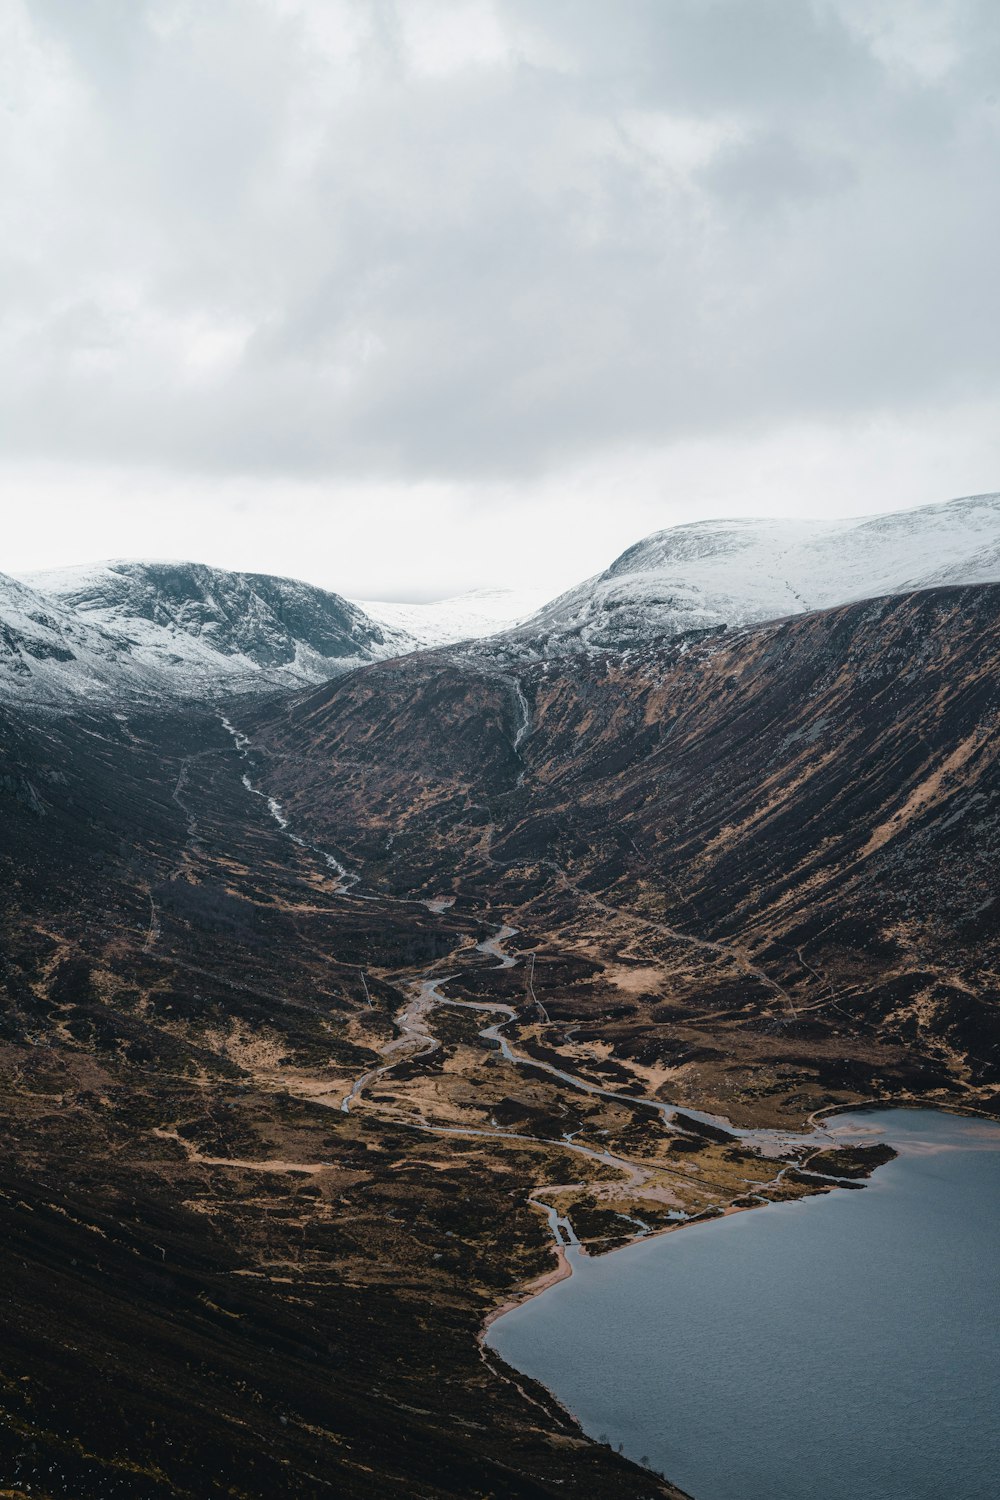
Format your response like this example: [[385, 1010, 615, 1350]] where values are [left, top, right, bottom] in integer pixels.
[[248, 584, 1000, 1121], [4, 577, 998, 1497], [524, 492, 1000, 649], [10, 492, 1000, 701], [0, 701, 681, 1499], [4, 561, 410, 703], [0, 570, 143, 704]]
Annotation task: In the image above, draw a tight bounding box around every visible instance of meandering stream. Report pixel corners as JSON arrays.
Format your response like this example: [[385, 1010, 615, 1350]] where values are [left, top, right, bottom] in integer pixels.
[[219, 722, 1000, 1499]]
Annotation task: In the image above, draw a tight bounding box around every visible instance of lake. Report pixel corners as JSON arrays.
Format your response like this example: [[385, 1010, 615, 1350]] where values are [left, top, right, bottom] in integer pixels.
[[485, 1108, 1000, 1500]]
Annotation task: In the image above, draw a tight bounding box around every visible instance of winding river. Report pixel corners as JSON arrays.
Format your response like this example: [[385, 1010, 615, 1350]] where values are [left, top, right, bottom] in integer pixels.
[[486, 1107, 1000, 1500], [219, 720, 1000, 1498]]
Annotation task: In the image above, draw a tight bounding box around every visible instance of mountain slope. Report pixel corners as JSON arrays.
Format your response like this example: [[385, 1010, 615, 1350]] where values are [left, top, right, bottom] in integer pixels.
[[248, 583, 1000, 1119], [0, 702, 681, 1500], [523, 492, 1000, 649], [0, 571, 147, 705], [3, 573, 999, 1495], [5, 561, 411, 704], [9, 492, 1000, 702]]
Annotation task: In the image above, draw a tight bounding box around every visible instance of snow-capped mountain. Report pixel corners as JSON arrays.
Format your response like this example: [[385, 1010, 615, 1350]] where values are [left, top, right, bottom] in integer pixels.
[[0, 571, 139, 704], [3, 561, 412, 705], [356, 586, 551, 649], [520, 493, 1000, 650], [6, 492, 1000, 705]]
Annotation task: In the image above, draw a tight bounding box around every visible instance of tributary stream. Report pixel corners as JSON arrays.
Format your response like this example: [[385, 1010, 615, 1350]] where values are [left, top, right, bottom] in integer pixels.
[[219, 721, 1000, 1499]]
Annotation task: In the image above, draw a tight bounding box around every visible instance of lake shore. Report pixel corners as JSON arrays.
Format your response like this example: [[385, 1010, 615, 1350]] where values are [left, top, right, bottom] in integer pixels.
[[483, 1106, 1000, 1500]]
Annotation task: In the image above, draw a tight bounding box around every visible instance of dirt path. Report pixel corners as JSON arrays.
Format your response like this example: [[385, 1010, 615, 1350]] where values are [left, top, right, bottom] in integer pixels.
[[546, 861, 800, 1019]]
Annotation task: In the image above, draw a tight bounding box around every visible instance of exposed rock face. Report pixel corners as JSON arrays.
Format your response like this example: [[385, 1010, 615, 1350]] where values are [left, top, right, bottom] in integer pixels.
[[7, 491, 1000, 702], [252, 584, 1000, 1103], [521, 492, 1000, 650], [2, 561, 412, 703], [33, 560, 403, 668]]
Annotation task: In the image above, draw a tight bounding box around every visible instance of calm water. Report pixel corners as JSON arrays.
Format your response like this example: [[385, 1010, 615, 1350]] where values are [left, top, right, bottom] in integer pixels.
[[486, 1109, 1000, 1500]]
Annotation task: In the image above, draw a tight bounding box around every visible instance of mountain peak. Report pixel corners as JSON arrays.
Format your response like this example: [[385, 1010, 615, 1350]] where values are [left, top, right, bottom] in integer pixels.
[[522, 492, 1000, 650], [6, 559, 413, 705]]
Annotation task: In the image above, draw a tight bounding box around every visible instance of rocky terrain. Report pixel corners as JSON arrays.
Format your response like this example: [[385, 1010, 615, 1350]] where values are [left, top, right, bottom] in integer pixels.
[[249, 583, 1000, 1124], [7, 492, 1000, 704], [0, 702, 695, 1498], [2, 562, 410, 704], [2, 506, 999, 1497]]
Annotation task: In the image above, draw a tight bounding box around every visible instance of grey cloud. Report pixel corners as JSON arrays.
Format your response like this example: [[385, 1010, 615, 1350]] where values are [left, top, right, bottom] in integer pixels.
[[701, 132, 856, 217], [509, 0, 883, 114], [2, 0, 999, 484]]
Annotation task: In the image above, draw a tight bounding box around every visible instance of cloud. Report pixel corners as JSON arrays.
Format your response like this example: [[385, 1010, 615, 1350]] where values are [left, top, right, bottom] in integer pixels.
[[1, 0, 998, 583]]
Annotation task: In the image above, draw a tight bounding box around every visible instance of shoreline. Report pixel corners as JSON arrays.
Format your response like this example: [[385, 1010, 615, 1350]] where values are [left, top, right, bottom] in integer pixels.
[[476, 1099, 993, 1492], [481, 1103, 1000, 1500], [480, 1191, 776, 1339], [480, 1093, 999, 1340], [481, 1241, 573, 1333], [807, 1094, 999, 1129]]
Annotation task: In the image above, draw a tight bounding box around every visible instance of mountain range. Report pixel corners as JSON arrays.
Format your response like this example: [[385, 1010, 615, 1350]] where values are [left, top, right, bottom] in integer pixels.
[[2, 489, 999, 1498], [4, 492, 999, 704]]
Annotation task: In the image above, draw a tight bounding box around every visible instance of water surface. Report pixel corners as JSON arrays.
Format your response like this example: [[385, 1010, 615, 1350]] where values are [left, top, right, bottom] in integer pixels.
[[486, 1109, 1000, 1500]]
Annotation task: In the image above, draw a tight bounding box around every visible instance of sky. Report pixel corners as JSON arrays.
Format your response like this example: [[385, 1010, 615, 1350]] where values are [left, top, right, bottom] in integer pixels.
[[2, 0, 999, 601]]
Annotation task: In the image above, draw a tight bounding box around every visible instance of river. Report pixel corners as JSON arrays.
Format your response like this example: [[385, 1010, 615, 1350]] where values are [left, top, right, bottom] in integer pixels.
[[485, 1107, 1000, 1500]]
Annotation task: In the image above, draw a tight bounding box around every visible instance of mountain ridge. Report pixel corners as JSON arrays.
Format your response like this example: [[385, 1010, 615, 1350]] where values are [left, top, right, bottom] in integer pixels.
[[5, 559, 413, 705], [6, 490, 1000, 703], [521, 491, 1000, 650]]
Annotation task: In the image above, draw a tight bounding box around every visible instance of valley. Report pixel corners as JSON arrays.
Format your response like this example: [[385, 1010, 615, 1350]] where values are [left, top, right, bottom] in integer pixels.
[[1, 511, 999, 1498]]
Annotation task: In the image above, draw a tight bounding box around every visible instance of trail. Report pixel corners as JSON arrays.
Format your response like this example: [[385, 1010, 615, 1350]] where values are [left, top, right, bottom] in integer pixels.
[[142, 890, 160, 953], [171, 757, 200, 848], [545, 862, 799, 1020], [217, 720, 813, 1159], [167, 749, 218, 877], [152, 1127, 327, 1175], [146, 765, 820, 1262], [369, 1109, 652, 1191]]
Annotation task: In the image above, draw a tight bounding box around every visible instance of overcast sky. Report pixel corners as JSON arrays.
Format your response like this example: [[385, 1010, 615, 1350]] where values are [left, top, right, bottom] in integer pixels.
[[2, 0, 999, 600]]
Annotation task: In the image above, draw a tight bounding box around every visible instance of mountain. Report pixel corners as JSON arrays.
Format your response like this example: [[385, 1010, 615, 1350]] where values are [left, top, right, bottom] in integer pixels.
[[247, 582, 1000, 1114], [4, 560, 411, 704], [522, 492, 1000, 650], [3, 549, 1000, 1495], [357, 586, 552, 649], [0, 689, 682, 1500], [0, 570, 141, 705], [8, 492, 1000, 704]]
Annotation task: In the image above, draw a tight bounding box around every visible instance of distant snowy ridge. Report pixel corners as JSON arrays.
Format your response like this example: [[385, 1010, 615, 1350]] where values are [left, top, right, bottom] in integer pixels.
[[356, 587, 551, 649], [5, 492, 1000, 705], [0, 563, 547, 706], [3, 560, 413, 706], [521, 493, 1000, 650]]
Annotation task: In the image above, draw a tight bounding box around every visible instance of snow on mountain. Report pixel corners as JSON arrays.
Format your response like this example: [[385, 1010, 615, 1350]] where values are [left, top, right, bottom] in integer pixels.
[[521, 493, 1000, 651], [0, 571, 146, 705], [356, 587, 551, 649], [4, 561, 413, 706], [6, 493, 1000, 705]]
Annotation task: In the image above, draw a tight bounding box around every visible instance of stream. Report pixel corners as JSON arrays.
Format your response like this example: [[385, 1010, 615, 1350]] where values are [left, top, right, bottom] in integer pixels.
[[217, 719, 999, 1500], [219, 717, 840, 1180]]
